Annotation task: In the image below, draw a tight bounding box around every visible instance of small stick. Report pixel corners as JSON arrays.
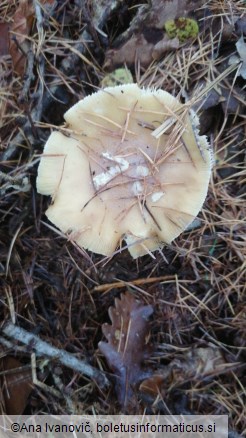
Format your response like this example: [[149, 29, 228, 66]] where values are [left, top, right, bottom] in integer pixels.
[[2, 322, 109, 389], [93, 276, 194, 292], [143, 201, 162, 231], [18, 49, 35, 103]]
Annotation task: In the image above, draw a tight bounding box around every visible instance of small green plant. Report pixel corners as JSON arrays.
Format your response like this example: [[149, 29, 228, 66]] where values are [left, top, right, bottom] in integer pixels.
[[101, 68, 133, 88], [164, 17, 199, 42]]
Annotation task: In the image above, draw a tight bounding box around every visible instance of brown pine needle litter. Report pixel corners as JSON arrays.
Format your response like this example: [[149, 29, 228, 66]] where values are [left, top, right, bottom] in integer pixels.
[[0, 0, 245, 433]]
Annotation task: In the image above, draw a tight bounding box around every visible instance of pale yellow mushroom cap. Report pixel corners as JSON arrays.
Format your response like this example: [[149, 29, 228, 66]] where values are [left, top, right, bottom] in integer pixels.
[[37, 84, 212, 258]]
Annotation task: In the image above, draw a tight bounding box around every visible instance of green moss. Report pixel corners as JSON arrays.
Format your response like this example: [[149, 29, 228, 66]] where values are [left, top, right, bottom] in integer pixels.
[[164, 17, 199, 42], [101, 68, 133, 88]]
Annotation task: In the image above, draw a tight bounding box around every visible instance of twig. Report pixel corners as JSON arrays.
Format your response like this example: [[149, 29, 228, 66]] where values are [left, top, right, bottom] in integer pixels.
[[18, 50, 35, 103], [0, 170, 31, 195], [31, 352, 62, 398], [93, 276, 194, 292], [81, 1, 102, 49], [1, 321, 110, 389], [33, 0, 44, 42]]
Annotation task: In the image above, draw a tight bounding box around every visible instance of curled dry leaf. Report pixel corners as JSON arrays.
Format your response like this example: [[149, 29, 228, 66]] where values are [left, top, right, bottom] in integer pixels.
[[140, 345, 228, 397], [98, 292, 153, 408]]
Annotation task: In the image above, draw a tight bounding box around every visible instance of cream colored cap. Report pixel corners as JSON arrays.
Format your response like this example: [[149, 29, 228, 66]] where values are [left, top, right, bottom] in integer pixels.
[[37, 84, 212, 258]]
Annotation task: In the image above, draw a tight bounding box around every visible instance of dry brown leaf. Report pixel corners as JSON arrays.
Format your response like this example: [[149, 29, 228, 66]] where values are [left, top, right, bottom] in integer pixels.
[[104, 34, 155, 69], [99, 292, 153, 408], [0, 356, 32, 414], [9, 0, 34, 76], [152, 36, 180, 59], [104, 33, 180, 69], [9, 0, 56, 76], [0, 23, 10, 56], [140, 345, 227, 397], [139, 374, 164, 397]]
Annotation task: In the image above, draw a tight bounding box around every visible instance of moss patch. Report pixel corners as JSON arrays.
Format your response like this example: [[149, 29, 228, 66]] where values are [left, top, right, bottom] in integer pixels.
[[164, 17, 199, 42], [101, 68, 133, 88]]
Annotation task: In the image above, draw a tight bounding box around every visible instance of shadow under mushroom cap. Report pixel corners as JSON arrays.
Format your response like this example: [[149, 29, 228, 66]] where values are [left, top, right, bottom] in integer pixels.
[[37, 84, 212, 258]]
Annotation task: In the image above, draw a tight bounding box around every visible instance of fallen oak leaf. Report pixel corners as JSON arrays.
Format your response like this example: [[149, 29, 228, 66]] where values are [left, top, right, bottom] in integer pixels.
[[98, 292, 153, 408]]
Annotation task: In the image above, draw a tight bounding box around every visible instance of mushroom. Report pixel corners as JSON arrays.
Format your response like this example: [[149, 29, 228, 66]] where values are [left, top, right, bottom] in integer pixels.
[[37, 84, 212, 258]]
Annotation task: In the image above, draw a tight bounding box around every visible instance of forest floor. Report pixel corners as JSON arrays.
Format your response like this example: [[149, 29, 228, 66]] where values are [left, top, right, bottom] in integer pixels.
[[0, 0, 245, 435]]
